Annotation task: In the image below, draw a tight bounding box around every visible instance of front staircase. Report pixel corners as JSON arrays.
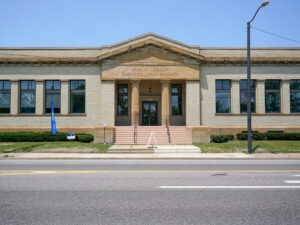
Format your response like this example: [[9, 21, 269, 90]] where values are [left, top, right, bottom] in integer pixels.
[[114, 126, 191, 145]]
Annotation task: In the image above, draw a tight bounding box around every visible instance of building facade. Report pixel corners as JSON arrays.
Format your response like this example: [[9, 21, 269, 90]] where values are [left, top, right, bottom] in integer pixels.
[[0, 33, 300, 143]]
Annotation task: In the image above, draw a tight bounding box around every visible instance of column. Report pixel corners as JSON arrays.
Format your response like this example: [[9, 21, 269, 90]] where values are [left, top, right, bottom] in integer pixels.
[[186, 80, 200, 126], [231, 79, 240, 114], [281, 79, 290, 114], [61, 80, 69, 114], [10, 80, 19, 115], [130, 80, 140, 126], [161, 80, 170, 125], [256, 79, 265, 114], [35, 80, 44, 114]]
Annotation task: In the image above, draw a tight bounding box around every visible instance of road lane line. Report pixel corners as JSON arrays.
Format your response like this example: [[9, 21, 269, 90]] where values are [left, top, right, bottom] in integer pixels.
[[1, 170, 300, 176], [159, 186, 300, 189], [292, 175, 300, 177], [284, 180, 300, 183]]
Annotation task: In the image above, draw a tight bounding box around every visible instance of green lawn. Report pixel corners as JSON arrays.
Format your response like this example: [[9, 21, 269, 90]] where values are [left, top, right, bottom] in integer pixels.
[[0, 142, 111, 153], [194, 140, 300, 153]]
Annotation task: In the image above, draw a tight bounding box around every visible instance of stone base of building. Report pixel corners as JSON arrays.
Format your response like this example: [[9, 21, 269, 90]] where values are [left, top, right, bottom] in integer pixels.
[[188, 126, 300, 143], [0, 126, 299, 144]]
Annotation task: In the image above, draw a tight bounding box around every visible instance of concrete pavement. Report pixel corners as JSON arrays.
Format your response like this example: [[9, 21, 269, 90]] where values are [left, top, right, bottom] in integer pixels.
[[1, 152, 300, 159]]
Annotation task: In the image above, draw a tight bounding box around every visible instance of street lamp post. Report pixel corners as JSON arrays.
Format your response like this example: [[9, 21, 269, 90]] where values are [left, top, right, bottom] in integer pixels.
[[247, 1, 269, 153]]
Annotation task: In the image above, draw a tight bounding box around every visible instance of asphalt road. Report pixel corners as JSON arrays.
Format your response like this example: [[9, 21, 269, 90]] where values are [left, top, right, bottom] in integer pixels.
[[0, 160, 300, 225]]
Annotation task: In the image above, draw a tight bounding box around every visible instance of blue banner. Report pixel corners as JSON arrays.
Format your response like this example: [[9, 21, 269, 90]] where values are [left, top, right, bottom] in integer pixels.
[[51, 102, 57, 135]]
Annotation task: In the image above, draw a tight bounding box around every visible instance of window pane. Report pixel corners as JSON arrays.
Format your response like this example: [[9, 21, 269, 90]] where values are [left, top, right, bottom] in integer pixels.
[[71, 81, 78, 90], [216, 92, 230, 113], [29, 81, 36, 90], [240, 80, 255, 90], [118, 86, 128, 94], [240, 92, 255, 113], [171, 84, 182, 115], [223, 80, 230, 90], [266, 80, 280, 90], [216, 80, 222, 90], [53, 81, 60, 90], [290, 80, 298, 90], [21, 81, 28, 90], [45, 93, 60, 113], [46, 81, 53, 90], [0, 92, 10, 113], [71, 92, 85, 113], [172, 95, 179, 115], [3, 81, 10, 91], [20, 92, 35, 113], [117, 95, 128, 115], [291, 92, 300, 113], [78, 81, 85, 90], [265, 92, 280, 113]]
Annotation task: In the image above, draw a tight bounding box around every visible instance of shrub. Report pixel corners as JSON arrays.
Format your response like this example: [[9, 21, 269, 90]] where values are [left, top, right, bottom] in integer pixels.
[[0, 132, 93, 142], [252, 132, 266, 140], [210, 134, 233, 143], [236, 133, 248, 140], [0, 132, 68, 142], [236, 132, 266, 141], [265, 132, 300, 140], [76, 133, 94, 143]]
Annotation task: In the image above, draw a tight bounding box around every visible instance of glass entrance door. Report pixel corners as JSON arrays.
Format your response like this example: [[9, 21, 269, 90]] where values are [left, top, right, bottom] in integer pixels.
[[142, 101, 158, 126]]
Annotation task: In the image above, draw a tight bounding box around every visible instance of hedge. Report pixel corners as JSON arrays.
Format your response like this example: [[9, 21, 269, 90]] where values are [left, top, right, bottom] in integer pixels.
[[76, 133, 94, 143], [265, 132, 300, 140], [210, 134, 234, 143], [237, 132, 300, 141], [0, 132, 94, 143]]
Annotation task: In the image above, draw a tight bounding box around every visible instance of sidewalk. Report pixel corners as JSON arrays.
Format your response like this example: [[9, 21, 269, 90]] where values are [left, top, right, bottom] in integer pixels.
[[1, 152, 300, 160]]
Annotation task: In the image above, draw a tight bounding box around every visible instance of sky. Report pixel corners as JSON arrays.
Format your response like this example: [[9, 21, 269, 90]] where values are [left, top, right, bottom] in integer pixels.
[[0, 0, 299, 47]]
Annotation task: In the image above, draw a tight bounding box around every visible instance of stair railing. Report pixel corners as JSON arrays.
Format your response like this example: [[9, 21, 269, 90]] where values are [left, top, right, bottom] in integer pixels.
[[134, 116, 137, 144], [166, 117, 171, 143]]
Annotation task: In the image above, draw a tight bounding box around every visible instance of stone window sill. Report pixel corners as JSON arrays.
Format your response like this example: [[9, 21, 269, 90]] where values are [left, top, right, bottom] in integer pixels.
[[215, 113, 300, 116], [0, 113, 87, 117]]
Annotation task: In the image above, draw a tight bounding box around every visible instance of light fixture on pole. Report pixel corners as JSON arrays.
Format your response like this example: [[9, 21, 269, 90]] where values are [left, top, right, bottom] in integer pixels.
[[247, 1, 269, 153]]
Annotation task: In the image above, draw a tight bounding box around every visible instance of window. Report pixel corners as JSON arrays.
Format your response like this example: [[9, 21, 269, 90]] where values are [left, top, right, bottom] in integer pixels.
[[265, 80, 280, 113], [70, 80, 85, 113], [0, 81, 10, 113], [117, 84, 128, 115], [290, 80, 300, 113], [216, 80, 231, 113], [171, 84, 182, 115], [240, 80, 256, 113], [20, 81, 36, 113], [45, 80, 61, 113]]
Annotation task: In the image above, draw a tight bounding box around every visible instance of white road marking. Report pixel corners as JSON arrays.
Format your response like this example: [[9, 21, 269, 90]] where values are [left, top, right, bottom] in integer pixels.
[[159, 186, 300, 189], [292, 175, 300, 177], [284, 180, 300, 184]]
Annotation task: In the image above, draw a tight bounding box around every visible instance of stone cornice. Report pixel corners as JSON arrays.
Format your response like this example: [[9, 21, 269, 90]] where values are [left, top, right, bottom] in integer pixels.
[[1, 56, 300, 65]]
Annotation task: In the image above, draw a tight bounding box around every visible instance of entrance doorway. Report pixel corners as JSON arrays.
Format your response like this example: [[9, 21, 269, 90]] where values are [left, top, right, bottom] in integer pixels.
[[142, 101, 158, 126]]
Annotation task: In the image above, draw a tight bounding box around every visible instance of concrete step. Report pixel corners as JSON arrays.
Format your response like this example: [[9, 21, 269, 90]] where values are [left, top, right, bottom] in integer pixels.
[[108, 145, 201, 153]]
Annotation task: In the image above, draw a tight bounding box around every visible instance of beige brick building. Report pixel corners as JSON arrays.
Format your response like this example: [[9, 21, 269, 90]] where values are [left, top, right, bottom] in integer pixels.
[[0, 33, 299, 143]]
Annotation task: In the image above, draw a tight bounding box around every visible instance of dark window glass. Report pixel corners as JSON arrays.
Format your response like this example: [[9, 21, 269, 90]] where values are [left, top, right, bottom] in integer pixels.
[[45, 81, 61, 113], [117, 84, 128, 115], [240, 80, 255, 113], [0, 81, 11, 113], [265, 80, 280, 113], [70, 80, 85, 113], [20, 81, 35, 113], [290, 80, 300, 113], [171, 84, 182, 115], [216, 80, 231, 113]]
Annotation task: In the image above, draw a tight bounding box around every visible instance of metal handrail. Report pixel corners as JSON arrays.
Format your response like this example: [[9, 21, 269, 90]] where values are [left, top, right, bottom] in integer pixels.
[[134, 116, 137, 144], [166, 118, 171, 143]]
